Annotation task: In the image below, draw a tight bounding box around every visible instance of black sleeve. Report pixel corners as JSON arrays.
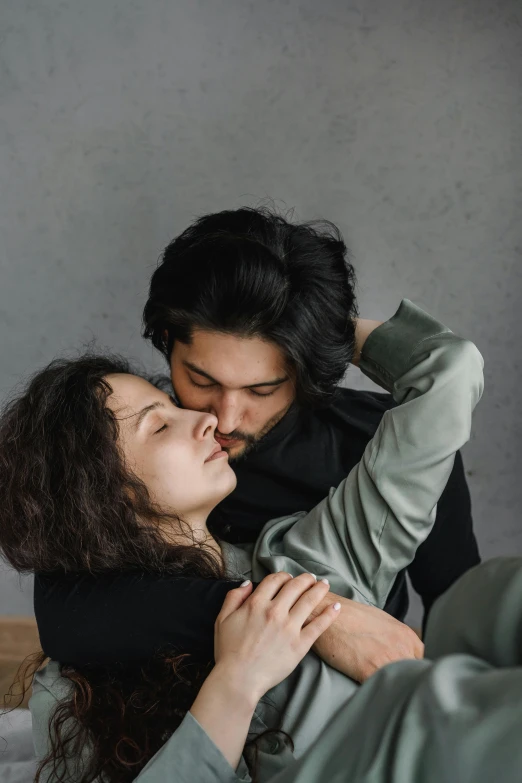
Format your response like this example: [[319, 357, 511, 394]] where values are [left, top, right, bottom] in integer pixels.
[[407, 450, 481, 626], [34, 571, 243, 665]]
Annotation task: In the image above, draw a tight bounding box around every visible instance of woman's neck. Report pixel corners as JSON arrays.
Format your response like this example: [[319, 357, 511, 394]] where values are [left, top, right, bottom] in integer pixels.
[[159, 517, 222, 558]]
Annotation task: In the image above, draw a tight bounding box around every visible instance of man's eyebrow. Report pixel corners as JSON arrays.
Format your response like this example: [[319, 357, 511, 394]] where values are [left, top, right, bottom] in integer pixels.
[[183, 361, 288, 389]]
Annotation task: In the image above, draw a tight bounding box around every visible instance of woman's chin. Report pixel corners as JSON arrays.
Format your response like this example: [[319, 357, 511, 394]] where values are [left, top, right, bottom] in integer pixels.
[[216, 465, 238, 501]]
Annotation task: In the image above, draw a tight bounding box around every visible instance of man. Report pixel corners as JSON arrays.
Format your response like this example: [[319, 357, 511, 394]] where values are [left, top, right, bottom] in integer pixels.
[[34, 207, 478, 678], [143, 206, 480, 620]]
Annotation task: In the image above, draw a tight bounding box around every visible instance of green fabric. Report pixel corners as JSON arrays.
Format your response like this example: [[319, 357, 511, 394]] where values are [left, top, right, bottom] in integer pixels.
[[269, 557, 522, 783], [31, 300, 489, 782]]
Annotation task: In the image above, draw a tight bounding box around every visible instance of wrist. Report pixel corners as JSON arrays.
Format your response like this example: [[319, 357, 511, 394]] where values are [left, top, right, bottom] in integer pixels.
[[353, 319, 384, 366], [190, 662, 259, 771], [206, 662, 261, 713], [308, 590, 343, 619]]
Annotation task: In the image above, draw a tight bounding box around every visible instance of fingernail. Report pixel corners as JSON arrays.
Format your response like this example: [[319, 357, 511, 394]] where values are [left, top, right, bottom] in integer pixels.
[[320, 578, 329, 585], [240, 580, 251, 587], [333, 602, 341, 611], [309, 573, 317, 581]]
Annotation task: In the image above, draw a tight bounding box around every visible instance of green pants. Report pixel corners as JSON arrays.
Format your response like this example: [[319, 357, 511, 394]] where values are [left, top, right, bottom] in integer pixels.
[[272, 557, 522, 783]]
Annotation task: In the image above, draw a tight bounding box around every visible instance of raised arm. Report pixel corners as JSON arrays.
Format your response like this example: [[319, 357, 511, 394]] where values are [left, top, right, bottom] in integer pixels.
[[253, 300, 484, 606]]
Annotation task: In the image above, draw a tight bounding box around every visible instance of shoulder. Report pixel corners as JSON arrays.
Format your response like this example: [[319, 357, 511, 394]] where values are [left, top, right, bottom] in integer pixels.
[[30, 661, 73, 758], [334, 386, 395, 412], [317, 387, 395, 435], [32, 660, 71, 702]]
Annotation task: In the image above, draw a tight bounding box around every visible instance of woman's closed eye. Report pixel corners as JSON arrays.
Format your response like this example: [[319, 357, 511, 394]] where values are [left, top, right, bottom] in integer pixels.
[[155, 423, 168, 434]]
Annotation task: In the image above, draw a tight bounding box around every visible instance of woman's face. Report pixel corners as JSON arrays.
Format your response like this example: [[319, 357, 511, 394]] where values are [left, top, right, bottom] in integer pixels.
[[105, 373, 236, 529]]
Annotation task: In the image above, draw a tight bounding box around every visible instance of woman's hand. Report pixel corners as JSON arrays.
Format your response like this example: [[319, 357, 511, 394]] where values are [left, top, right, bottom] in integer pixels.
[[190, 572, 340, 770], [352, 318, 383, 366], [214, 572, 340, 703]]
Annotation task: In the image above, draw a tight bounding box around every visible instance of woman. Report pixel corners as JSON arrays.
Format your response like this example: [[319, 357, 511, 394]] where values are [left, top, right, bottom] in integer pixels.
[[0, 300, 483, 782]]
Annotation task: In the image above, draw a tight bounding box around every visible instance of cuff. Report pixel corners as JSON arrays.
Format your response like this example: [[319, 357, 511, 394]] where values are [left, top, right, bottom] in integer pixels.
[[138, 711, 252, 783], [359, 299, 451, 391]]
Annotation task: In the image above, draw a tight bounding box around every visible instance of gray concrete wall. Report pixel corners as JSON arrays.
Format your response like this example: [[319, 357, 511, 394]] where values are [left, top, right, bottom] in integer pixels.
[[1, 0, 521, 624]]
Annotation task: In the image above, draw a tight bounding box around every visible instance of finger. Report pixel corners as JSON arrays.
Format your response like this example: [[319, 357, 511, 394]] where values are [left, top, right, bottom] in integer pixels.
[[269, 572, 319, 613], [415, 640, 425, 659], [300, 602, 341, 648], [249, 571, 295, 602], [216, 580, 253, 623], [289, 578, 332, 627]]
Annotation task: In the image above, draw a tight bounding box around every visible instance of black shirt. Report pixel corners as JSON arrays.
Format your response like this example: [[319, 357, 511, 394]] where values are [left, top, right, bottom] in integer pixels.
[[34, 388, 480, 665]]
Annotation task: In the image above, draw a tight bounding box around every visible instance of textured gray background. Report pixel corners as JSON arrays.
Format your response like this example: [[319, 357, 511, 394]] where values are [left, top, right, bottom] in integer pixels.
[[0, 0, 521, 625]]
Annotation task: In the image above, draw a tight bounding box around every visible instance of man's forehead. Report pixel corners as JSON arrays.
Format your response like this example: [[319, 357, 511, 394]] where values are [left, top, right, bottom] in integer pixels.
[[174, 329, 288, 387]]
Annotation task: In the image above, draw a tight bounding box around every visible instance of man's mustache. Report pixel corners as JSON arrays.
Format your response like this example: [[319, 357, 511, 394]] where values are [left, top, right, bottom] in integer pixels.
[[215, 430, 257, 446]]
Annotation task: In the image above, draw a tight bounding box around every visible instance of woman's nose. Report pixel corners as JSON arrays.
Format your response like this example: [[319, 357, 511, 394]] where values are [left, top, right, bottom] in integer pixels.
[[194, 411, 218, 441]]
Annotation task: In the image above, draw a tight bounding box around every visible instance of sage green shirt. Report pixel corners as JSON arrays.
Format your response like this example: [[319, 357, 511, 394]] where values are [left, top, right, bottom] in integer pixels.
[[30, 300, 484, 782]]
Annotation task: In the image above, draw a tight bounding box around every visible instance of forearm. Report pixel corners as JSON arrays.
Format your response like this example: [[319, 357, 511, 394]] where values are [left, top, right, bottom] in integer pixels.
[[310, 592, 423, 682], [346, 301, 484, 602], [190, 665, 257, 771], [35, 572, 241, 665]]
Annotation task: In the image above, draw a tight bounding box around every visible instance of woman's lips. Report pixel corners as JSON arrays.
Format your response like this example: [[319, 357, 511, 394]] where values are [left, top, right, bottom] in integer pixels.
[[205, 444, 229, 463]]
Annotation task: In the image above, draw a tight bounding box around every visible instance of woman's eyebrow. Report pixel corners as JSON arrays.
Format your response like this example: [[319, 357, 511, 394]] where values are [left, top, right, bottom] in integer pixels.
[[132, 401, 165, 431]]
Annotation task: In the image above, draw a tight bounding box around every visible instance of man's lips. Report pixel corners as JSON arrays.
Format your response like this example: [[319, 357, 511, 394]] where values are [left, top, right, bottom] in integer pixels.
[[214, 434, 242, 449], [205, 443, 229, 463]]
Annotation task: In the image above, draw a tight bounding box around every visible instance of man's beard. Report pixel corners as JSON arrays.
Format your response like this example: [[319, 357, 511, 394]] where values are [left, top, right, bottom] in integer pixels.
[[218, 403, 292, 462]]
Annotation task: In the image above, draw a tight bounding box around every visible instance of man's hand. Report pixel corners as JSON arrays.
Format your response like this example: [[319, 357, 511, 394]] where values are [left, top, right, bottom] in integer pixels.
[[310, 593, 424, 683]]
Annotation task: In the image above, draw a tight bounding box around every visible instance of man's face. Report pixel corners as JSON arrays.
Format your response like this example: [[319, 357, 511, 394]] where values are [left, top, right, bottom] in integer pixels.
[[170, 329, 295, 460]]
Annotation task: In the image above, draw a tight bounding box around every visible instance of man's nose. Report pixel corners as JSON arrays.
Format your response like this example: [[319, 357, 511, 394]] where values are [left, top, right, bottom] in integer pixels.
[[214, 393, 243, 435]]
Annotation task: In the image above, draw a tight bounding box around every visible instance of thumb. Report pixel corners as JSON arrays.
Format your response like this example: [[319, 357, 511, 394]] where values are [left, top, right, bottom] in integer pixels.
[[216, 580, 253, 622]]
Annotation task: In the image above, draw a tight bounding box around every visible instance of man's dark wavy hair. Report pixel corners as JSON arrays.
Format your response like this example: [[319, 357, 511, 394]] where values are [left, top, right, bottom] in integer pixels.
[[143, 207, 358, 406]]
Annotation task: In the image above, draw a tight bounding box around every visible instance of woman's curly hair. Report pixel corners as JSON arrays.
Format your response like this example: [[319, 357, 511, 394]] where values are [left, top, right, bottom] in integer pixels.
[[0, 353, 227, 782], [0, 353, 222, 576]]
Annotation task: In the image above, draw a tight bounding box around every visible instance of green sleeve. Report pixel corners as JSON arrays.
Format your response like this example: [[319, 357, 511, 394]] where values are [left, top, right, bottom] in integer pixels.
[[270, 557, 522, 783], [252, 300, 484, 605], [30, 662, 252, 783], [269, 653, 522, 783], [425, 556, 522, 666], [136, 712, 252, 783]]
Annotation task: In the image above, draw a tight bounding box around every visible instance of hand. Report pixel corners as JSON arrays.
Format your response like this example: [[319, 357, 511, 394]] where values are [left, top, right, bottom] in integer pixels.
[[190, 574, 338, 770], [213, 572, 340, 704], [352, 318, 383, 366], [311, 594, 424, 682]]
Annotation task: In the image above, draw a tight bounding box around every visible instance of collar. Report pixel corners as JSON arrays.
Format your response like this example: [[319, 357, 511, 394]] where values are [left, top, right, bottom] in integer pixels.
[[220, 540, 254, 579]]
